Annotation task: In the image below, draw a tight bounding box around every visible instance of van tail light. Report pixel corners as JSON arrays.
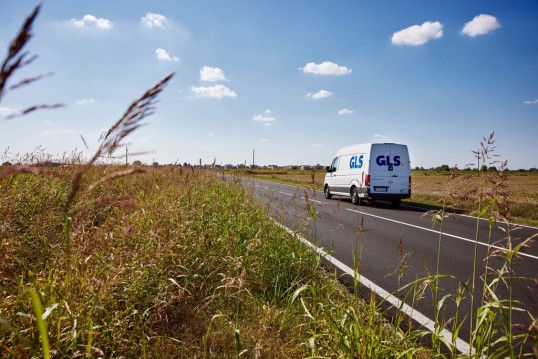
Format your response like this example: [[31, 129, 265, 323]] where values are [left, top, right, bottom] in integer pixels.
[[365, 174, 370, 186], [409, 176, 412, 187]]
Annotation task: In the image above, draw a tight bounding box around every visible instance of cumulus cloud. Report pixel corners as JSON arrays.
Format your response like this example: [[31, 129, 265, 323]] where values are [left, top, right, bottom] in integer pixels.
[[301, 61, 351, 75], [200, 66, 226, 82], [373, 134, 386, 139], [190, 84, 237, 99], [0, 107, 18, 117], [69, 14, 113, 30], [306, 89, 333, 99], [260, 138, 270, 143], [462, 14, 501, 37], [524, 99, 538, 105], [75, 98, 96, 105], [253, 114, 276, 124], [141, 13, 167, 28], [392, 21, 443, 46], [155, 48, 179, 63], [338, 108, 354, 115]]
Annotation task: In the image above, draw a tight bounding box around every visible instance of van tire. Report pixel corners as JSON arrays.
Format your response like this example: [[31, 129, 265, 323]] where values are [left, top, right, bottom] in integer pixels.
[[351, 188, 360, 205], [324, 185, 332, 199], [391, 199, 401, 207]]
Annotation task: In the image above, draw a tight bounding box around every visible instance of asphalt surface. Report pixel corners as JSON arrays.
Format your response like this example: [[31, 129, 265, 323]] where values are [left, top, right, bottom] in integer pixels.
[[243, 178, 538, 349]]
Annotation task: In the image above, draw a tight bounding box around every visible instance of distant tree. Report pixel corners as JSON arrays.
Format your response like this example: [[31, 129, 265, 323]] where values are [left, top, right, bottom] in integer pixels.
[[438, 164, 450, 172], [152, 162, 159, 167], [133, 160, 142, 166], [488, 166, 497, 172], [481, 164, 488, 173], [529, 167, 537, 172], [1, 161, 12, 167]]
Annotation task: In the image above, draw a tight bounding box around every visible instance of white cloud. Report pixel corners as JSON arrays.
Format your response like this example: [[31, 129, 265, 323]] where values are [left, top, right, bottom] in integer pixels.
[[200, 66, 226, 82], [208, 133, 215, 137], [141, 13, 167, 29], [260, 138, 270, 143], [462, 14, 501, 37], [190, 84, 237, 99], [392, 21, 443, 46], [0, 107, 17, 116], [253, 114, 276, 123], [155, 48, 179, 63], [524, 99, 538, 105], [75, 98, 96, 105], [264, 109, 271, 114], [373, 134, 386, 139], [264, 123, 272, 127], [338, 108, 354, 115], [69, 14, 113, 30], [301, 61, 351, 75], [306, 89, 333, 99]]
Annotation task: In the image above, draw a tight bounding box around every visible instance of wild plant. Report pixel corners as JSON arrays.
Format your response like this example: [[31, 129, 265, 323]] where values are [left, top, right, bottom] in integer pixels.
[[415, 132, 538, 357]]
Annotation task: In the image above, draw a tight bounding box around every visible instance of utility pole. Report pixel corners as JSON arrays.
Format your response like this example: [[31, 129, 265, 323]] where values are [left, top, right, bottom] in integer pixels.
[[125, 147, 128, 166], [252, 149, 255, 168]]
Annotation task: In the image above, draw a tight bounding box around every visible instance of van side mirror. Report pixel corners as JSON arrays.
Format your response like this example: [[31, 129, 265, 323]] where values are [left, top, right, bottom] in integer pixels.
[[326, 166, 335, 173]]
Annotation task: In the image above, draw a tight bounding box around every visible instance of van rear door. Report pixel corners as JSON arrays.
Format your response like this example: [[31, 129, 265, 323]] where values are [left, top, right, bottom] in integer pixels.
[[369, 144, 410, 196], [388, 144, 410, 195]]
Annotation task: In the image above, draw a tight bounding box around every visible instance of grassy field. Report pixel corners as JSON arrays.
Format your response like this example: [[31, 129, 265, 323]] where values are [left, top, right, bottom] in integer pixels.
[[239, 169, 538, 227], [1, 166, 535, 357], [1, 167, 436, 358]]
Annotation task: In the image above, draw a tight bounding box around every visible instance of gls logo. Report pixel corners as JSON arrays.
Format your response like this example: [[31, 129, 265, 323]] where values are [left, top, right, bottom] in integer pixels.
[[376, 155, 401, 166], [350, 155, 364, 169]]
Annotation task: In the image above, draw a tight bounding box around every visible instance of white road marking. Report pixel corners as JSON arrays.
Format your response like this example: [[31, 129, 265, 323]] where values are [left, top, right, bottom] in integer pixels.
[[271, 218, 474, 356], [346, 208, 538, 261]]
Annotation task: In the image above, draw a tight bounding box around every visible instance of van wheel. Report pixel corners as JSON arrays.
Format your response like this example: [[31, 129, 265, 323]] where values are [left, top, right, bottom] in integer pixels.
[[391, 199, 401, 207], [324, 185, 332, 199], [351, 188, 360, 205]]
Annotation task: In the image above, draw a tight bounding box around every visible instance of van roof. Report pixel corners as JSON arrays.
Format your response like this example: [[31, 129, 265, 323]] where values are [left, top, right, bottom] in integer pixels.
[[335, 143, 407, 156]]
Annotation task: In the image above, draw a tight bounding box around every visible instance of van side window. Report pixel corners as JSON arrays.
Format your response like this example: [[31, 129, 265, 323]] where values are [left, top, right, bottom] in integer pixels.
[[331, 157, 339, 171]]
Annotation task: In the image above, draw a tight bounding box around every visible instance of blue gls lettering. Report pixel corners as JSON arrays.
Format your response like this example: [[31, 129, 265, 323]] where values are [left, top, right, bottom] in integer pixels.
[[349, 155, 364, 169], [376, 155, 401, 166]]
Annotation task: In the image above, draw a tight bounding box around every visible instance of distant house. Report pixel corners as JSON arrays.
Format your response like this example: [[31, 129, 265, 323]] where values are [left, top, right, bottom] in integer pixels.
[[300, 165, 312, 171], [267, 165, 279, 170], [287, 165, 300, 170]]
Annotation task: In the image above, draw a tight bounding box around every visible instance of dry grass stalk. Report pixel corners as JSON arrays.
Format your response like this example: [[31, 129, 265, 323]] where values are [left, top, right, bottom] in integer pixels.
[[0, 4, 40, 101], [0, 4, 63, 119], [64, 72, 175, 211]]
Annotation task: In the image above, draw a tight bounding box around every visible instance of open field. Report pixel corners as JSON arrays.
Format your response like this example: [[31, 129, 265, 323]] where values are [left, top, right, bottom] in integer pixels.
[[239, 169, 538, 227]]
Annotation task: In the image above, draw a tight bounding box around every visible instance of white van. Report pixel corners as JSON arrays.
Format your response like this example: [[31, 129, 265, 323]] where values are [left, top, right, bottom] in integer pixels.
[[324, 143, 411, 206]]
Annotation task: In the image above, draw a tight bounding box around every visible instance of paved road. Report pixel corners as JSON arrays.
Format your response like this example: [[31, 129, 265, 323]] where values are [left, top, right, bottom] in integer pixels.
[[244, 178, 538, 349]]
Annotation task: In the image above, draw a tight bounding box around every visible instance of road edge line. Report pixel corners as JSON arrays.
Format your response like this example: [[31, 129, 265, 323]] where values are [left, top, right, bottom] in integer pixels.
[[270, 217, 474, 355]]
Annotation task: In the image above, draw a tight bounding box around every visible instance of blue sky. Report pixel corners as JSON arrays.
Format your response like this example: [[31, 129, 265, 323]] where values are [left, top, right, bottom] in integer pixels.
[[0, 1, 537, 169]]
